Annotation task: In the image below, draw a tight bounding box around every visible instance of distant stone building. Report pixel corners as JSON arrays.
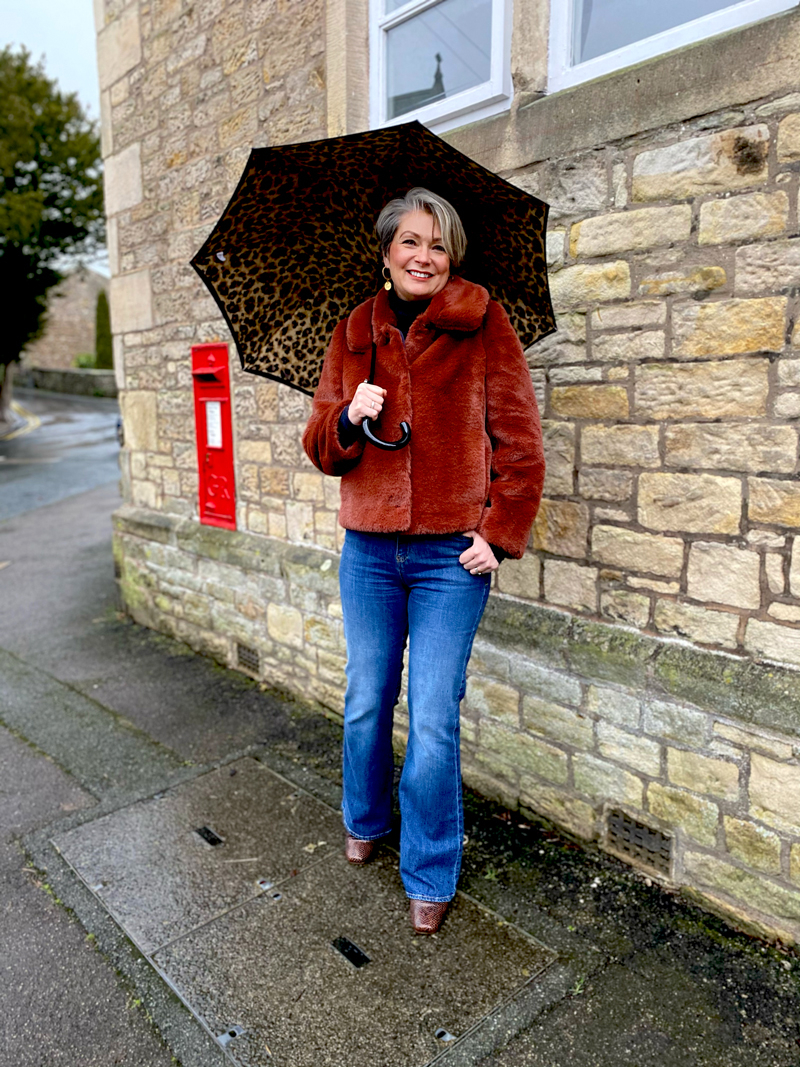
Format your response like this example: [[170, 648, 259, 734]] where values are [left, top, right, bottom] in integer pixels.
[[20, 267, 109, 370], [99, 0, 800, 943]]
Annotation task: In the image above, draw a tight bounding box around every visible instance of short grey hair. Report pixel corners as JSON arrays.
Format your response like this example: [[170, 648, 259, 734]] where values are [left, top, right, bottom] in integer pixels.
[[376, 187, 467, 267]]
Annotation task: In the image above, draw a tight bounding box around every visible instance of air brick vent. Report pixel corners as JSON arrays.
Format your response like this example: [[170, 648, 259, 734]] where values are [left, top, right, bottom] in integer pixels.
[[606, 808, 671, 877], [236, 642, 260, 675]]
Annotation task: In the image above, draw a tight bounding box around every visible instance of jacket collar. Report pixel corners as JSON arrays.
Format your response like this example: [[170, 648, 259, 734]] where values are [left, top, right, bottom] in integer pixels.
[[345, 275, 490, 352]]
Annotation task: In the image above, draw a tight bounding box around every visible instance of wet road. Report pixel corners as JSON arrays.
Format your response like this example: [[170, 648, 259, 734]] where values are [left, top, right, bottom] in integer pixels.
[[0, 389, 120, 520]]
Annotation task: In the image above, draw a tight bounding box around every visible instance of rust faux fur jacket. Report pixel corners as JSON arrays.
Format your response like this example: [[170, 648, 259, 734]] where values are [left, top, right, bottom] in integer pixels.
[[302, 275, 545, 559]]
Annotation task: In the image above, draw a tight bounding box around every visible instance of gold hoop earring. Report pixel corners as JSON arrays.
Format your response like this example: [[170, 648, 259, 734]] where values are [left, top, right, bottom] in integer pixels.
[[382, 266, 392, 292]]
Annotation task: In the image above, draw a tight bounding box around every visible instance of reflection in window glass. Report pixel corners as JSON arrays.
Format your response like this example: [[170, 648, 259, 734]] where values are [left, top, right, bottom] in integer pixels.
[[386, 0, 492, 120], [573, 0, 738, 64]]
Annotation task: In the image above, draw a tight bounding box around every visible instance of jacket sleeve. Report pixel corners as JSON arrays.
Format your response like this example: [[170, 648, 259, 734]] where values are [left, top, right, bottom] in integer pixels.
[[475, 300, 545, 559], [302, 320, 366, 477]]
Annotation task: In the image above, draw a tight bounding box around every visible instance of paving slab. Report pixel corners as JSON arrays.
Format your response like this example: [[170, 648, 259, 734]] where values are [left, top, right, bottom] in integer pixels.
[[153, 852, 554, 1067], [53, 758, 344, 954], [55, 757, 556, 1067]]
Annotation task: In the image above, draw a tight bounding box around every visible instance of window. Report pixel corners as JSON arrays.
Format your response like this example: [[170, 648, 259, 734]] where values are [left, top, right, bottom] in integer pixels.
[[549, 0, 799, 94], [369, 0, 512, 132]]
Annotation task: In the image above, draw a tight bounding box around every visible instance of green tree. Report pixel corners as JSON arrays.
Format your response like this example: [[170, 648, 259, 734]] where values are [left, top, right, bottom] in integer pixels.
[[94, 289, 112, 369], [0, 47, 104, 420]]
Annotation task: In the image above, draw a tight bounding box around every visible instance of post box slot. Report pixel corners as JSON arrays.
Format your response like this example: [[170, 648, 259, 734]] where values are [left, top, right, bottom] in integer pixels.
[[193, 371, 221, 382]]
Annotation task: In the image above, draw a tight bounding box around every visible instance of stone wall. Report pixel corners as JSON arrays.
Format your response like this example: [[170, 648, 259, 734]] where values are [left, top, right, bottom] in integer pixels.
[[21, 268, 109, 370], [100, 0, 800, 944]]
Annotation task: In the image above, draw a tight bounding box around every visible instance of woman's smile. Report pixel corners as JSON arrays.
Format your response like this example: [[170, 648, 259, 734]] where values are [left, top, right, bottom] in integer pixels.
[[383, 208, 451, 302]]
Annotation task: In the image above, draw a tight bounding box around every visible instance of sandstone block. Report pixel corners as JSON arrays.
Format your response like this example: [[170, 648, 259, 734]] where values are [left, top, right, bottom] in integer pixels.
[[97, 3, 142, 90], [293, 472, 325, 502], [481, 721, 568, 784], [581, 425, 660, 468], [777, 113, 800, 162], [267, 602, 303, 649], [647, 784, 718, 846], [578, 468, 633, 502], [523, 695, 594, 749], [509, 660, 582, 708], [628, 576, 679, 594], [749, 478, 800, 527], [638, 266, 726, 298], [632, 126, 769, 201], [750, 752, 800, 833], [592, 330, 665, 364], [635, 360, 768, 420], [778, 361, 800, 387], [549, 366, 603, 385], [550, 384, 629, 419], [673, 298, 786, 358], [586, 684, 640, 728], [714, 722, 793, 761], [542, 421, 575, 495], [496, 553, 541, 599], [465, 676, 520, 725], [527, 312, 586, 366], [285, 500, 314, 543], [532, 499, 589, 558], [724, 817, 782, 874], [683, 852, 800, 927], [668, 749, 739, 801], [638, 473, 741, 535], [546, 230, 565, 267], [687, 541, 761, 609], [110, 270, 153, 334], [735, 239, 800, 293], [699, 192, 788, 245], [600, 590, 650, 628], [664, 423, 797, 474], [548, 262, 631, 310], [120, 391, 158, 452], [592, 525, 684, 578], [765, 602, 799, 630], [239, 440, 273, 464], [744, 618, 800, 668], [774, 394, 800, 419], [570, 205, 691, 258], [644, 699, 708, 747], [543, 560, 597, 613], [574, 754, 643, 808], [653, 599, 739, 649], [304, 614, 341, 652], [104, 142, 142, 215], [791, 543, 800, 598], [792, 845, 800, 886], [597, 721, 661, 777], [519, 782, 596, 840], [591, 302, 665, 330]]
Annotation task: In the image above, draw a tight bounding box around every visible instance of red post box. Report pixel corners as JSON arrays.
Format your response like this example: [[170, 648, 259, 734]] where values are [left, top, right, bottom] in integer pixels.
[[191, 343, 236, 530]]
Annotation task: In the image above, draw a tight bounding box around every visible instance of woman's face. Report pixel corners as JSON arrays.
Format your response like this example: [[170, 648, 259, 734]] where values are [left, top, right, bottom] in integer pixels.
[[383, 208, 451, 302]]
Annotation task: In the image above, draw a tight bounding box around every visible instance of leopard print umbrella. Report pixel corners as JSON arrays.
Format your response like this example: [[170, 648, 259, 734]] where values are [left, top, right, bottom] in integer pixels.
[[191, 121, 555, 395]]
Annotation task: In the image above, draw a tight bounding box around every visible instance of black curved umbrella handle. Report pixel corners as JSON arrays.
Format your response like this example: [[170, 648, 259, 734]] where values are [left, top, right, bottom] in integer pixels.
[[363, 419, 411, 451]]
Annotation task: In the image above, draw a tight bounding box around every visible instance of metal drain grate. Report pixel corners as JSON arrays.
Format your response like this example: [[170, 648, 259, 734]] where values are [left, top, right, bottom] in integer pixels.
[[236, 642, 260, 674], [606, 809, 671, 876]]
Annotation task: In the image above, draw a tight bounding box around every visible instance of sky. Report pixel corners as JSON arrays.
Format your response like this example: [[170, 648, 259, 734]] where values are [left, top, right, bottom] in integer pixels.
[[2, 0, 106, 271], [2, 0, 100, 119]]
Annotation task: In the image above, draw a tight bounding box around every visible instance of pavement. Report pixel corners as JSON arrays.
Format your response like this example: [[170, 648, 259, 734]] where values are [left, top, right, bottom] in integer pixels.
[[2, 392, 800, 1066]]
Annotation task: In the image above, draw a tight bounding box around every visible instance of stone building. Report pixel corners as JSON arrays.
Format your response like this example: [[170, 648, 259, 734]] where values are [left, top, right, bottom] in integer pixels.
[[98, 0, 800, 943], [20, 267, 109, 370]]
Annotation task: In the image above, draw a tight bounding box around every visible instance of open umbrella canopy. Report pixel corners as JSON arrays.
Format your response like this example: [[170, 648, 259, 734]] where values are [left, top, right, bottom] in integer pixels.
[[191, 121, 555, 396]]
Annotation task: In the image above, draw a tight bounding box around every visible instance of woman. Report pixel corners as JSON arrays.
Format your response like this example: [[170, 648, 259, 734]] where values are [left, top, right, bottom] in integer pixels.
[[302, 188, 544, 933]]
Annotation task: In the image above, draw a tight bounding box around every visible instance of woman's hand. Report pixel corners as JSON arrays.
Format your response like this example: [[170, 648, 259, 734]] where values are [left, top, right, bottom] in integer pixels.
[[459, 531, 499, 575], [348, 381, 387, 426]]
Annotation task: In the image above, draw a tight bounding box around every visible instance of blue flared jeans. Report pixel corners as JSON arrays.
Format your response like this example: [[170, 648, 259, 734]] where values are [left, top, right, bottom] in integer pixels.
[[339, 530, 491, 902]]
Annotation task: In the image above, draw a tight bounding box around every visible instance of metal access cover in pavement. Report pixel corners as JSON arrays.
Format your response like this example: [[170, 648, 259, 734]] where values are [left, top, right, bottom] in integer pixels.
[[53, 758, 556, 1067]]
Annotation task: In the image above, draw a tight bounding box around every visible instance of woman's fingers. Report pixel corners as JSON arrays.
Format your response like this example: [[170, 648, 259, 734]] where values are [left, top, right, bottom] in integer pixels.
[[459, 532, 498, 574], [349, 383, 387, 425]]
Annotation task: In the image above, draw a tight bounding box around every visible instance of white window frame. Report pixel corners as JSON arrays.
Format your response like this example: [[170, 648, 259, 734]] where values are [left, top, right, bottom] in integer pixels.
[[369, 0, 512, 133], [548, 0, 800, 95]]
